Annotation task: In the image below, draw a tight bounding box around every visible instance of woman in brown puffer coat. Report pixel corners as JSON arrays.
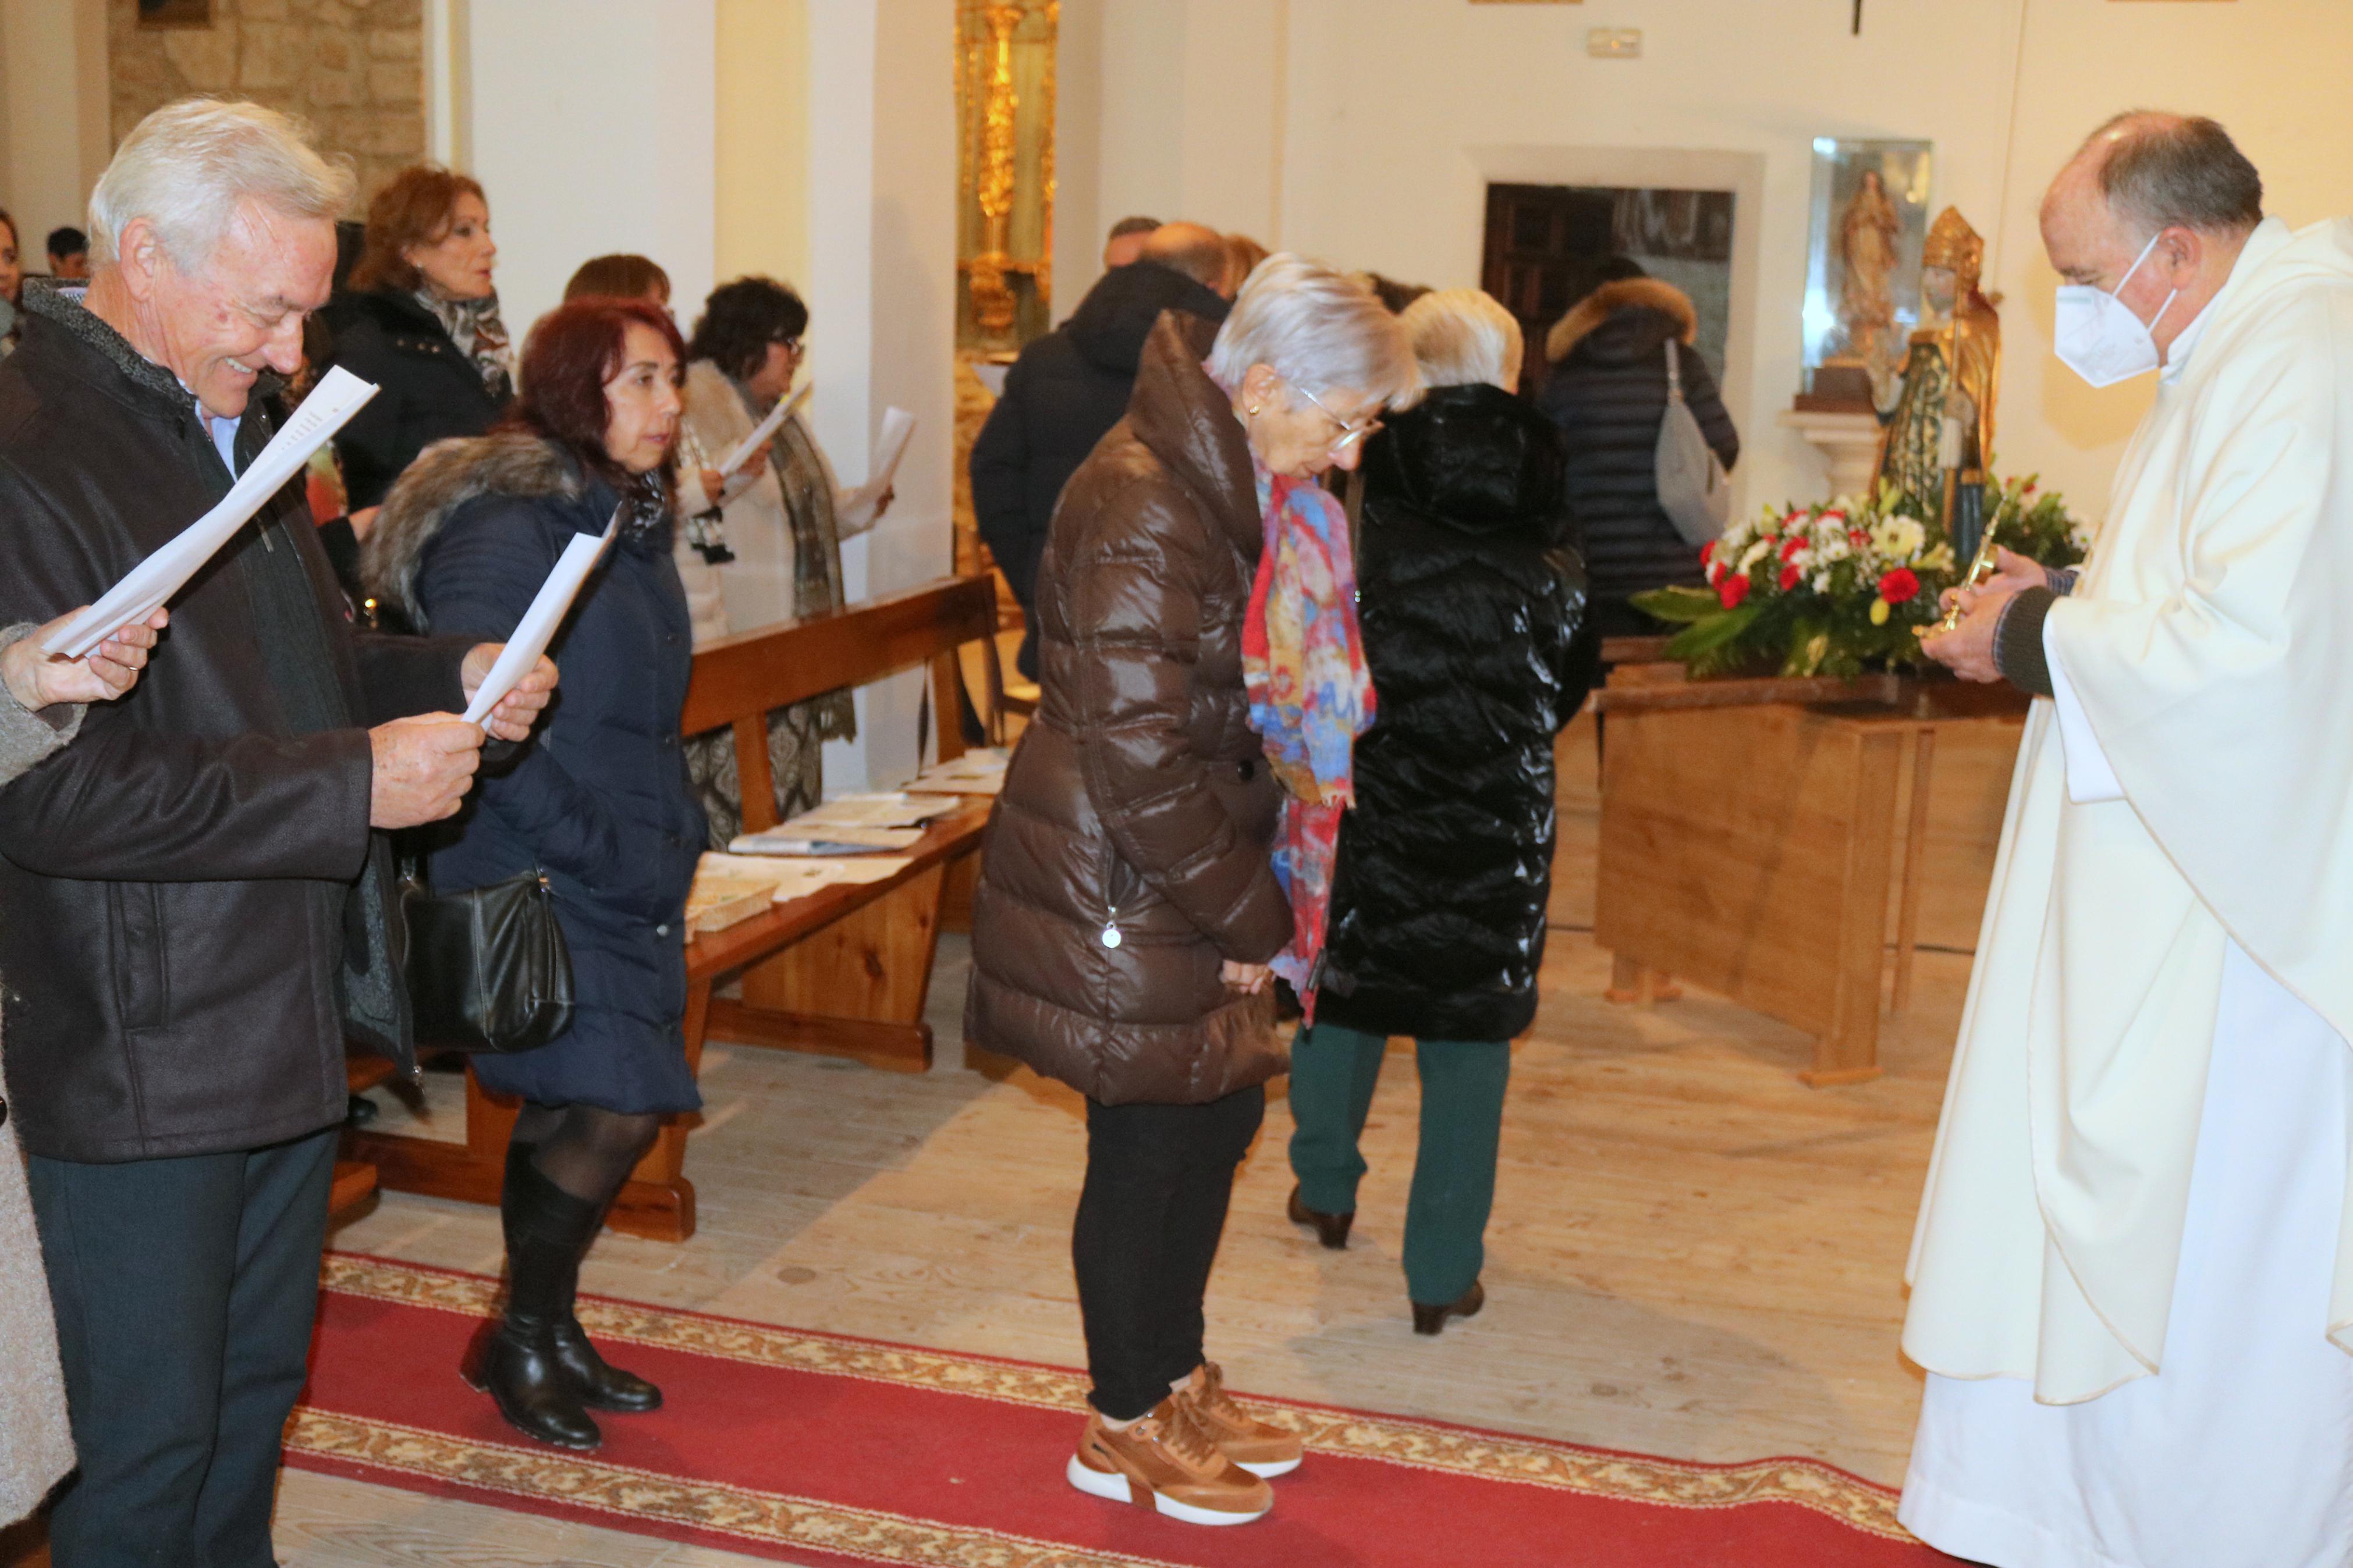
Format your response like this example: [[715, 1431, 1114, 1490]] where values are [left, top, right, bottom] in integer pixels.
[[967, 255, 1418, 1528]]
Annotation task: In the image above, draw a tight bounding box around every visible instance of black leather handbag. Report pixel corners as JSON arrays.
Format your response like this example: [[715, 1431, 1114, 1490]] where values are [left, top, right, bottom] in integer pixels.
[[400, 864, 575, 1054]]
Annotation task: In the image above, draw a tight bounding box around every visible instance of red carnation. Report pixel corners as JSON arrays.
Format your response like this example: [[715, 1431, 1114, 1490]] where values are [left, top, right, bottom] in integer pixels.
[[1850, 529, 1868, 547], [1779, 564, 1804, 592], [1719, 574, 1751, 609], [1699, 539, 1716, 565], [1780, 536, 1808, 561], [1879, 567, 1921, 605]]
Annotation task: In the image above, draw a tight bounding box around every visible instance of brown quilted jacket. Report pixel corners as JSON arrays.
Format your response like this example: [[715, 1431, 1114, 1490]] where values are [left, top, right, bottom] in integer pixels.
[[965, 312, 1291, 1104]]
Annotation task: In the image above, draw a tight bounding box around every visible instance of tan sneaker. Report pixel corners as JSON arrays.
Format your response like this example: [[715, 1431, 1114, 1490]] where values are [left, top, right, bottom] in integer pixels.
[[1180, 1361, 1303, 1478], [1066, 1398, 1275, 1526]]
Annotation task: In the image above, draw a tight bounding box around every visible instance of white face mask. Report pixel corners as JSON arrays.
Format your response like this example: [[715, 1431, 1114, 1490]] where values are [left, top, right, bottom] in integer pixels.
[[2053, 231, 2178, 388]]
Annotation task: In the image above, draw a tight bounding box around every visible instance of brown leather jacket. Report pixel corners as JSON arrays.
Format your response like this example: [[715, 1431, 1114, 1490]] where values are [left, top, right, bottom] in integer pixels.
[[965, 312, 1290, 1104]]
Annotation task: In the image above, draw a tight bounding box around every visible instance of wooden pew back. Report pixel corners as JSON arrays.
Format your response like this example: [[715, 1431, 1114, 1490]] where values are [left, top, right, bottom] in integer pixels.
[[680, 575, 1004, 834]]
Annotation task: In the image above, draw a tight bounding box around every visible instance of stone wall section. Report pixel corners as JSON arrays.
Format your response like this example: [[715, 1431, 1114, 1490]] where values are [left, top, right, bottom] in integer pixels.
[[109, 0, 425, 207]]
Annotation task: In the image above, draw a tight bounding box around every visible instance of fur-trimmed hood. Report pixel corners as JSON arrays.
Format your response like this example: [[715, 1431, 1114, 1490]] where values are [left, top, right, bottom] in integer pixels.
[[1545, 277, 1698, 365], [360, 431, 582, 631]]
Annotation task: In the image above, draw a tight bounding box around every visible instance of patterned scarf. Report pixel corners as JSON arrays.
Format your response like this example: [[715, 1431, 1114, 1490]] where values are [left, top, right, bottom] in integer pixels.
[[1241, 459, 1376, 1015], [416, 287, 514, 402]]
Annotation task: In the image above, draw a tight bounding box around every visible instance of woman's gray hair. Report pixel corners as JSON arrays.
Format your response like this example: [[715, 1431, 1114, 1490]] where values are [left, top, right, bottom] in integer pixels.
[[88, 98, 355, 271], [1400, 288, 1523, 391], [1206, 253, 1422, 409]]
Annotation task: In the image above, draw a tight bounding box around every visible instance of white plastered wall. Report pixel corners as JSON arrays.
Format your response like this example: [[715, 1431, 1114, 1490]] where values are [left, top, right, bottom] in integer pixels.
[[1069, 0, 2353, 532], [0, 0, 109, 265]]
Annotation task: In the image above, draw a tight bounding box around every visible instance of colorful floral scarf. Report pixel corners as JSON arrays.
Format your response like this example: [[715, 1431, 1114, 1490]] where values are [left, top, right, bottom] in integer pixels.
[[1241, 460, 1376, 1015]]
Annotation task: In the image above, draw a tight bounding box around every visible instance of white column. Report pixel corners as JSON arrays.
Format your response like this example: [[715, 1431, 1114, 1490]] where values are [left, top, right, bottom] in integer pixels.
[[0, 0, 109, 256], [460, 0, 716, 337], [808, 0, 957, 790]]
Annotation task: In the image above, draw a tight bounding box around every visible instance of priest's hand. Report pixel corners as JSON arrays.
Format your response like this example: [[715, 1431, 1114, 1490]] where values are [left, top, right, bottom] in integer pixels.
[[2, 606, 169, 713], [1918, 586, 2013, 683], [460, 645, 560, 744], [1935, 547, 2045, 617]]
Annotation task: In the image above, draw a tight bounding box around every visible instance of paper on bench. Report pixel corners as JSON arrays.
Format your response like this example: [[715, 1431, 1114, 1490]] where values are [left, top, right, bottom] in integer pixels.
[[696, 851, 913, 905], [906, 748, 1009, 796], [44, 366, 382, 657], [460, 510, 618, 724], [716, 383, 812, 478], [725, 823, 926, 856], [791, 792, 962, 830]]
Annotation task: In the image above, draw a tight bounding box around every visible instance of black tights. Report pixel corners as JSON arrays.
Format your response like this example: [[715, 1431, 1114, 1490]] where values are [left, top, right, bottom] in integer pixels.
[[510, 1101, 662, 1210]]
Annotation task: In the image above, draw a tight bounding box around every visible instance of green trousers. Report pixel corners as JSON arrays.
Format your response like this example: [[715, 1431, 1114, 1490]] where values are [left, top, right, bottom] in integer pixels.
[[1286, 1022, 1510, 1307]]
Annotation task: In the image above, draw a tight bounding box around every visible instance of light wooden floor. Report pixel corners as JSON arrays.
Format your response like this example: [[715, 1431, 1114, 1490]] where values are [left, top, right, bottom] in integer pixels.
[[12, 714, 1971, 1566]]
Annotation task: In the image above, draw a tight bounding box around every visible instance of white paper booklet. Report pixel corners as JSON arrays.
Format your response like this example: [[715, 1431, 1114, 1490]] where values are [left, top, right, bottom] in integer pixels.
[[838, 407, 915, 529], [460, 510, 619, 724], [716, 383, 814, 478], [790, 791, 961, 830], [906, 748, 1009, 796], [725, 823, 926, 856], [44, 366, 381, 657]]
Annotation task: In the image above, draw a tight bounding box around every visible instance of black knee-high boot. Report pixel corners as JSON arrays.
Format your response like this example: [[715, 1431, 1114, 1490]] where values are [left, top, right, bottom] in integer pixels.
[[466, 1143, 604, 1450], [550, 1196, 663, 1413]]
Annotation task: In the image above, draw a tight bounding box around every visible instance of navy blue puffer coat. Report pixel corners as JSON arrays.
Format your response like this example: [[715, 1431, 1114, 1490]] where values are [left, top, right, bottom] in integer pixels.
[[365, 433, 705, 1113]]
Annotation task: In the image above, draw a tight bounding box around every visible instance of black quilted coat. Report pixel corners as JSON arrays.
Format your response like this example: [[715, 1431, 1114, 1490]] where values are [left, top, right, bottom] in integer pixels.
[[1534, 278, 1738, 639], [1312, 383, 1595, 1044], [965, 311, 1290, 1105]]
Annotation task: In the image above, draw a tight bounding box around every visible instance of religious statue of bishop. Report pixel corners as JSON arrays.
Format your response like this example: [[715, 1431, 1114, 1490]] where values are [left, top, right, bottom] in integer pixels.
[[1873, 207, 2001, 559]]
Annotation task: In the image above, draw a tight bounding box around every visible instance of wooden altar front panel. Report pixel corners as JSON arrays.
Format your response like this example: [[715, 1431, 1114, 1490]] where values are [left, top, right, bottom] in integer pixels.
[[1597, 701, 1903, 1084]]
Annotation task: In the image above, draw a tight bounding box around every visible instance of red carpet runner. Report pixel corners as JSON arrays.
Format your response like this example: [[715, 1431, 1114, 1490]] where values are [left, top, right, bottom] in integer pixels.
[[293, 1254, 1954, 1567]]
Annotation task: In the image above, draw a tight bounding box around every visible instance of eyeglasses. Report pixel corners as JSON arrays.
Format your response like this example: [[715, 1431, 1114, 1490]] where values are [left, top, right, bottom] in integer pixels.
[[1292, 382, 1383, 456], [778, 336, 803, 355]]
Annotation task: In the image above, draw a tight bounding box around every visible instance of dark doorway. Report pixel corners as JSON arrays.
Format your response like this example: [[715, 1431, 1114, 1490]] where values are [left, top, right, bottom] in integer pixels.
[[1481, 183, 1734, 397]]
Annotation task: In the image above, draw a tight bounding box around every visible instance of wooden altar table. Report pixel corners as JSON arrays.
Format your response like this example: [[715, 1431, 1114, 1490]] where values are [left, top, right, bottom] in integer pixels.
[[1592, 663, 2027, 1085]]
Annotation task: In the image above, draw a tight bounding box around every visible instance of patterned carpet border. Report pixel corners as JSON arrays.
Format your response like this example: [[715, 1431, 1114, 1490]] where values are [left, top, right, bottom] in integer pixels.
[[286, 1408, 1188, 1568], [322, 1252, 1908, 1542]]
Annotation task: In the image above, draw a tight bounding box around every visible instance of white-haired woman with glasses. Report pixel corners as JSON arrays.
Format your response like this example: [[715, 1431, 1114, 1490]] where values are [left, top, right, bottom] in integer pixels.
[[1285, 289, 1596, 1334], [968, 255, 1418, 1527]]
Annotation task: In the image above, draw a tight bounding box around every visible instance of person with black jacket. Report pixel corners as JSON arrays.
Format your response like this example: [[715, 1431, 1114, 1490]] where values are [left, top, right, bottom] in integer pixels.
[[324, 163, 513, 515], [0, 100, 553, 1566], [968, 222, 1232, 679], [1286, 289, 1596, 1336], [1535, 260, 1738, 639]]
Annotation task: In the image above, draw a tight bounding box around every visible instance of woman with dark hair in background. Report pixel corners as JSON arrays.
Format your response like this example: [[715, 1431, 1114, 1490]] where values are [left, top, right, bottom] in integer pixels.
[[361, 298, 703, 1452], [565, 253, 672, 311], [672, 275, 887, 839], [326, 164, 513, 515], [1536, 258, 1738, 639]]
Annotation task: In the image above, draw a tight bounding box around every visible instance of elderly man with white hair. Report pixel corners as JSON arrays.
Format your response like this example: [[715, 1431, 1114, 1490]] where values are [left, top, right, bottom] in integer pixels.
[[0, 99, 552, 1565], [1907, 112, 2353, 1567]]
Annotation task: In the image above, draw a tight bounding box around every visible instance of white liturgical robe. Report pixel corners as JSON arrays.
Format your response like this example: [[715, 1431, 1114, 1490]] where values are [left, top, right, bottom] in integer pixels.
[[1899, 216, 2353, 1567]]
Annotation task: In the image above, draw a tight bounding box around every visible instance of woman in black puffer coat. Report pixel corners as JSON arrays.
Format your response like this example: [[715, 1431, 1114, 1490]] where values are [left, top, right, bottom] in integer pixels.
[[1286, 289, 1595, 1335], [1535, 260, 1738, 640]]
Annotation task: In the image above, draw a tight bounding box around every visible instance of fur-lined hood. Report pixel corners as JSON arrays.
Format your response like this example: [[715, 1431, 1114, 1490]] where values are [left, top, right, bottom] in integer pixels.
[[1545, 277, 1698, 365], [360, 431, 582, 631]]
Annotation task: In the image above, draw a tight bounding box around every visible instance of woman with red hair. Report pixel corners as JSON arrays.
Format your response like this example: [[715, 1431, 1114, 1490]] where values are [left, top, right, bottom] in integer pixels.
[[362, 298, 703, 1452]]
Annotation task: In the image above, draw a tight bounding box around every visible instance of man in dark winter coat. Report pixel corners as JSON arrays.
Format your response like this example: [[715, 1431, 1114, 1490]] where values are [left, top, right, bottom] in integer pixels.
[[969, 222, 1232, 678], [0, 100, 551, 1566], [1535, 261, 1740, 639]]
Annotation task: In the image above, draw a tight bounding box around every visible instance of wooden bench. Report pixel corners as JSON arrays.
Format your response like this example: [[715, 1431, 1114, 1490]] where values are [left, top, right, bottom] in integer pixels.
[[346, 576, 1007, 1241]]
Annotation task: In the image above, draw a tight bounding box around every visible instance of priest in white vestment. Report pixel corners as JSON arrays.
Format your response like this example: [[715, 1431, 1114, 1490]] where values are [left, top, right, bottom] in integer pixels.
[[1908, 111, 2353, 1568]]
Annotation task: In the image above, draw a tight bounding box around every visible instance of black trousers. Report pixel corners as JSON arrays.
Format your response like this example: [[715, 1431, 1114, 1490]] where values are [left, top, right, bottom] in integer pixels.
[[26, 1127, 338, 1568], [1071, 1086, 1264, 1421]]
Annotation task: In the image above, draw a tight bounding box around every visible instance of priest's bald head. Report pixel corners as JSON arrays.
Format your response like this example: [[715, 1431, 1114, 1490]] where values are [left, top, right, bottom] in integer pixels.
[[2041, 111, 2264, 365]]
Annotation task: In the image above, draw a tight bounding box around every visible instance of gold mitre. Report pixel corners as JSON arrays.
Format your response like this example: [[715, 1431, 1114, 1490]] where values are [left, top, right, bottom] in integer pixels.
[[1922, 207, 1985, 282]]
